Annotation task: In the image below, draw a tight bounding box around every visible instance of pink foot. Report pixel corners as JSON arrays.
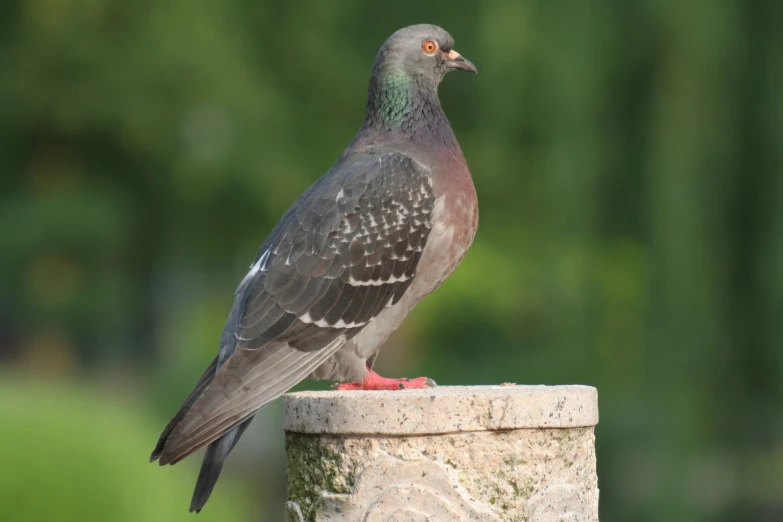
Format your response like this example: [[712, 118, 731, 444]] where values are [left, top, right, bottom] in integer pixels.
[[335, 369, 436, 391]]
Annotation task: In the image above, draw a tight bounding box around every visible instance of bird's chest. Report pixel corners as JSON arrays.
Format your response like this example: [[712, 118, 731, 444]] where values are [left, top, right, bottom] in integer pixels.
[[412, 162, 478, 299]]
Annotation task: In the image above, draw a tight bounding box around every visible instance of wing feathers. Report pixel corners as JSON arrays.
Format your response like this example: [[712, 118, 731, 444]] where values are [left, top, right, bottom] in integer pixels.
[[159, 338, 344, 464], [150, 356, 218, 462], [155, 152, 437, 469]]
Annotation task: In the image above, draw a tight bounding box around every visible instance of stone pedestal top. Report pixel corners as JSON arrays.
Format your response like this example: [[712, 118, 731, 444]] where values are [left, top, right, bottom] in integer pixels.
[[283, 384, 598, 435]]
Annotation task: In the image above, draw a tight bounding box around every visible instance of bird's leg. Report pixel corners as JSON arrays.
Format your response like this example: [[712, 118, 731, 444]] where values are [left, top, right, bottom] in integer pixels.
[[335, 368, 436, 391]]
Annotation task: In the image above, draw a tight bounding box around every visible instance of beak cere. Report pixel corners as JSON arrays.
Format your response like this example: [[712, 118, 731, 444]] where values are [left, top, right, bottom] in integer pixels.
[[444, 49, 477, 74]]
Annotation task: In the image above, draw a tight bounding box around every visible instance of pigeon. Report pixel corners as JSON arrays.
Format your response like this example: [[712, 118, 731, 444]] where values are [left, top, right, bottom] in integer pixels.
[[150, 24, 478, 513]]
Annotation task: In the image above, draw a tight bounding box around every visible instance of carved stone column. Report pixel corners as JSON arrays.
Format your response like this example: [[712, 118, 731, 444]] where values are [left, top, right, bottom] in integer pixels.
[[283, 385, 599, 522]]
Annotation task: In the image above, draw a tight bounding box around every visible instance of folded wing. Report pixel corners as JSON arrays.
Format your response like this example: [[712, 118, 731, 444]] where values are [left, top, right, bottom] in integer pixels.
[[155, 151, 437, 464]]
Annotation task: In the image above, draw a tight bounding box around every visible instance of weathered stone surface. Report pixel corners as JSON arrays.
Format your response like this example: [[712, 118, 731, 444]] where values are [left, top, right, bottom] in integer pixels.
[[284, 385, 598, 435], [284, 385, 599, 522]]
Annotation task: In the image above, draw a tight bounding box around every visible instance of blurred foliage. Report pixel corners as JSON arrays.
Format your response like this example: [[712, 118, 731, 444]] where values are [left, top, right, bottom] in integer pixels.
[[1, 1, 782, 521], [0, 374, 251, 521]]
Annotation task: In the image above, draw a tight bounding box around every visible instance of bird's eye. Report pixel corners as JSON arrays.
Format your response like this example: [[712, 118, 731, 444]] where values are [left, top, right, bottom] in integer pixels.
[[422, 39, 439, 55]]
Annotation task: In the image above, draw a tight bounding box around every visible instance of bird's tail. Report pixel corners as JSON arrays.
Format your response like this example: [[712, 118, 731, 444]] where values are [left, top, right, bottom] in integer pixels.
[[189, 416, 253, 513]]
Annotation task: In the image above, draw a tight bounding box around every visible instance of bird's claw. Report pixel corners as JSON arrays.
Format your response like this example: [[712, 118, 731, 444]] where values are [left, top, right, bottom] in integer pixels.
[[335, 370, 436, 391]]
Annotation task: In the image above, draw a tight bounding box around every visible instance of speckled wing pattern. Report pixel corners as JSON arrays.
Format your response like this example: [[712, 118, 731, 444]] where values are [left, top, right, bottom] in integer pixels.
[[158, 152, 436, 463], [238, 151, 436, 347]]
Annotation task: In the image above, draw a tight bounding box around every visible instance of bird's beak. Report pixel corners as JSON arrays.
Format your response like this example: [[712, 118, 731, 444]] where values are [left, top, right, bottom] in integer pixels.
[[444, 49, 477, 74]]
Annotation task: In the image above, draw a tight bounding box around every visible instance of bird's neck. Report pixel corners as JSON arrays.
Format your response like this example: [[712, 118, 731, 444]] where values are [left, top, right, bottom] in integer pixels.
[[358, 69, 457, 148]]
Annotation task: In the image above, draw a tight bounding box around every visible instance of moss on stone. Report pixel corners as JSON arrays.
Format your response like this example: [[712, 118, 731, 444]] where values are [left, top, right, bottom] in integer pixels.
[[554, 427, 584, 468], [285, 433, 353, 522]]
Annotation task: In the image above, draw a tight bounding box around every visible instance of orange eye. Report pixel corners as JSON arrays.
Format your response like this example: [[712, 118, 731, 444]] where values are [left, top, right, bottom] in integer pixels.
[[422, 39, 439, 55]]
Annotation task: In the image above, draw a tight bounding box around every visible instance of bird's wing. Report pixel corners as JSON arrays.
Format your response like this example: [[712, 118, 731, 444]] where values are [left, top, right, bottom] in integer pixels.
[[158, 151, 436, 464], [150, 356, 217, 461]]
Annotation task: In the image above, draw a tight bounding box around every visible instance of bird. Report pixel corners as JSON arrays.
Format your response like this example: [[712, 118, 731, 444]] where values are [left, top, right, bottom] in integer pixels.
[[150, 24, 478, 513]]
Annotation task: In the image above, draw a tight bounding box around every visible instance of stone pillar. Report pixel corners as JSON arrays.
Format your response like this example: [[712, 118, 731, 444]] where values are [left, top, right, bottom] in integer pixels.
[[283, 385, 599, 522]]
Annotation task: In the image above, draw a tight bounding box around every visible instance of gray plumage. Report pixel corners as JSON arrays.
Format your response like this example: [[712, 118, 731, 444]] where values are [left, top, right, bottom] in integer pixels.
[[151, 24, 478, 512]]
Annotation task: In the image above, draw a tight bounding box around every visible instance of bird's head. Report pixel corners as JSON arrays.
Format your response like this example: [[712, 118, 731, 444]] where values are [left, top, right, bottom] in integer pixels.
[[372, 24, 477, 86], [362, 25, 475, 139]]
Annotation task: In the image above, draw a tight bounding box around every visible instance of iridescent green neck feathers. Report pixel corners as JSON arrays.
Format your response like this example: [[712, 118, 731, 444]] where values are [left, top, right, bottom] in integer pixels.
[[371, 71, 414, 129], [362, 69, 453, 146]]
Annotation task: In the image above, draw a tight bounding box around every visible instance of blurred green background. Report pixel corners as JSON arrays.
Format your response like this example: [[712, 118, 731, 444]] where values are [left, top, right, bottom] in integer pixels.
[[1, 1, 781, 520]]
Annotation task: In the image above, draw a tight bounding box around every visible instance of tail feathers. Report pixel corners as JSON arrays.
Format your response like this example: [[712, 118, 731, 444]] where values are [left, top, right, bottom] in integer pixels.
[[189, 416, 253, 513], [160, 340, 343, 466]]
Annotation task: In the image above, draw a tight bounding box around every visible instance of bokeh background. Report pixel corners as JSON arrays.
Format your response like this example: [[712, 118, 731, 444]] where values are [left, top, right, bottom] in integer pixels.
[[2, 1, 782, 520]]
